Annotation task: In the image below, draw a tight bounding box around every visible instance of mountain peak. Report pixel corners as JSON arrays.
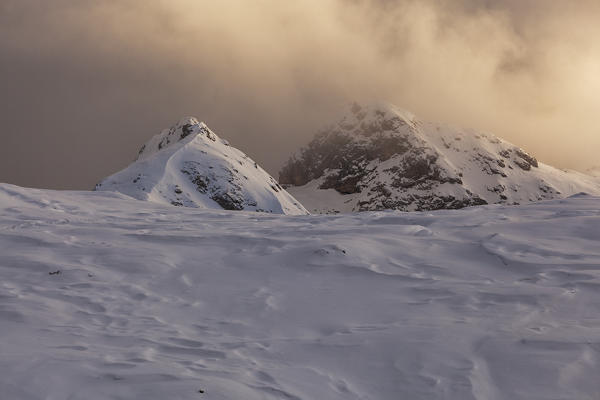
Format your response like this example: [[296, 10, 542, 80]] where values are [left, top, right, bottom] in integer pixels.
[[347, 101, 416, 123], [136, 117, 219, 161], [326, 101, 417, 139], [96, 118, 308, 215], [281, 102, 600, 213]]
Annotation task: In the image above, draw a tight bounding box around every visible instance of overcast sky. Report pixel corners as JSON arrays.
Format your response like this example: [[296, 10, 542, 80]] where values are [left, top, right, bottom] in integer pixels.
[[1, 0, 599, 189]]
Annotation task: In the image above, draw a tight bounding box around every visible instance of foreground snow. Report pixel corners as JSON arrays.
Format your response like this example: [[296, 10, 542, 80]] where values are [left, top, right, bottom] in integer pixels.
[[1, 183, 599, 399]]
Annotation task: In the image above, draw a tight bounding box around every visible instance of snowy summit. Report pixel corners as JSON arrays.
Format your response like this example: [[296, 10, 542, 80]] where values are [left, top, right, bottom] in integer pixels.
[[95, 117, 308, 215], [281, 102, 600, 213]]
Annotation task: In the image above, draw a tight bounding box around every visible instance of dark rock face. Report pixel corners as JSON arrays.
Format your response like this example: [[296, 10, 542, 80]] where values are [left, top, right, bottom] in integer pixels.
[[180, 124, 195, 139], [357, 193, 487, 212], [211, 192, 245, 211], [321, 173, 363, 194], [515, 149, 539, 168], [181, 161, 245, 211], [280, 107, 418, 189], [514, 159, 532, 171], [280, 103, 489, 212], [386, 153, 462, 190]]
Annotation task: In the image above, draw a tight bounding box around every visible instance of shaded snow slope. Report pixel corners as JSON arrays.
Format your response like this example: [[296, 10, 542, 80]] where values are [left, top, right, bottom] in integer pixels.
[[281, 102, 600, 213], [1, 183, 600, 399], [96, 117, 307, 215]]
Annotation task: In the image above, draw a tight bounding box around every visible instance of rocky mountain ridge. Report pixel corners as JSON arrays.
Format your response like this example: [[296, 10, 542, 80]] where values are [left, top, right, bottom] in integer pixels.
[[280, 102, 600, 213]]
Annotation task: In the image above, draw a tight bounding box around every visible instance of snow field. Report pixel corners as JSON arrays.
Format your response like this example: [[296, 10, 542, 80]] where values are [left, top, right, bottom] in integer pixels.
[[0, 184, 599, 399]]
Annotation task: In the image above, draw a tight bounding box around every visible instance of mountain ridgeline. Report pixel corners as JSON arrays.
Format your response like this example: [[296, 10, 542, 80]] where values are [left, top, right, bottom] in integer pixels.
[[94, 104, 599, 215], [280, 102, 600, 213]]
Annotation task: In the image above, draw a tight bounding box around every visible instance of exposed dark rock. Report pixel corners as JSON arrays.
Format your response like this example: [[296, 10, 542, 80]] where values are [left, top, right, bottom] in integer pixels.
[[514, 159, 532, 171], [515, 149, 539, 168], [320, 173, 364, 194], [180, 161, 249, 211], [192, 175, 208, 193], [211, 193, 244, 210], [180, 124, 195, 139]]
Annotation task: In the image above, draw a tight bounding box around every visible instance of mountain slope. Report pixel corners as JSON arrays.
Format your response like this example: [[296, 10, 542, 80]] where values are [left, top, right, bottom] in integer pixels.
[[280, 102, 600, 213], [95, 117, 307, 215]]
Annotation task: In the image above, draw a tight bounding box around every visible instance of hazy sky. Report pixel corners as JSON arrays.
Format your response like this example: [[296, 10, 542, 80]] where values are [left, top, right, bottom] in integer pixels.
[[1, 0, 599, 189]]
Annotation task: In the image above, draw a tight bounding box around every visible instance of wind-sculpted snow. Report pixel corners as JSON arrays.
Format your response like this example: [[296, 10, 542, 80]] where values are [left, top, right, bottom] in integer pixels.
[[281, 102, 600, 213], [1, 183, 600, 399], [95, 117, 307, 215]]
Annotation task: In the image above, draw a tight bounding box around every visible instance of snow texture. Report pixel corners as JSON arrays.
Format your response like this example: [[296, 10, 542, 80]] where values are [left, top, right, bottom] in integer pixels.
[[281, 102, 600, 213], [95, 117, 307, 215], [1, 182, 600, 399]]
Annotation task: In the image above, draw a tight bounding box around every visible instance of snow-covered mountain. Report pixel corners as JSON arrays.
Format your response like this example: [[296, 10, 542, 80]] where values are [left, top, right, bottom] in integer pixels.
[[95, 117, 307, 215], [280, 102, 600, 213]]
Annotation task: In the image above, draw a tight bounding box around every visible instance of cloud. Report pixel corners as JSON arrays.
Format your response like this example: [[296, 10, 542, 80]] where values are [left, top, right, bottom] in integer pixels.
[[0, 0, 599, 188]]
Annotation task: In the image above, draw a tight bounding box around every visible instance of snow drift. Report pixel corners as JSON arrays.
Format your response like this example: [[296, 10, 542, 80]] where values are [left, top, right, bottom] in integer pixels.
[[1, 183, 600, 399]]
